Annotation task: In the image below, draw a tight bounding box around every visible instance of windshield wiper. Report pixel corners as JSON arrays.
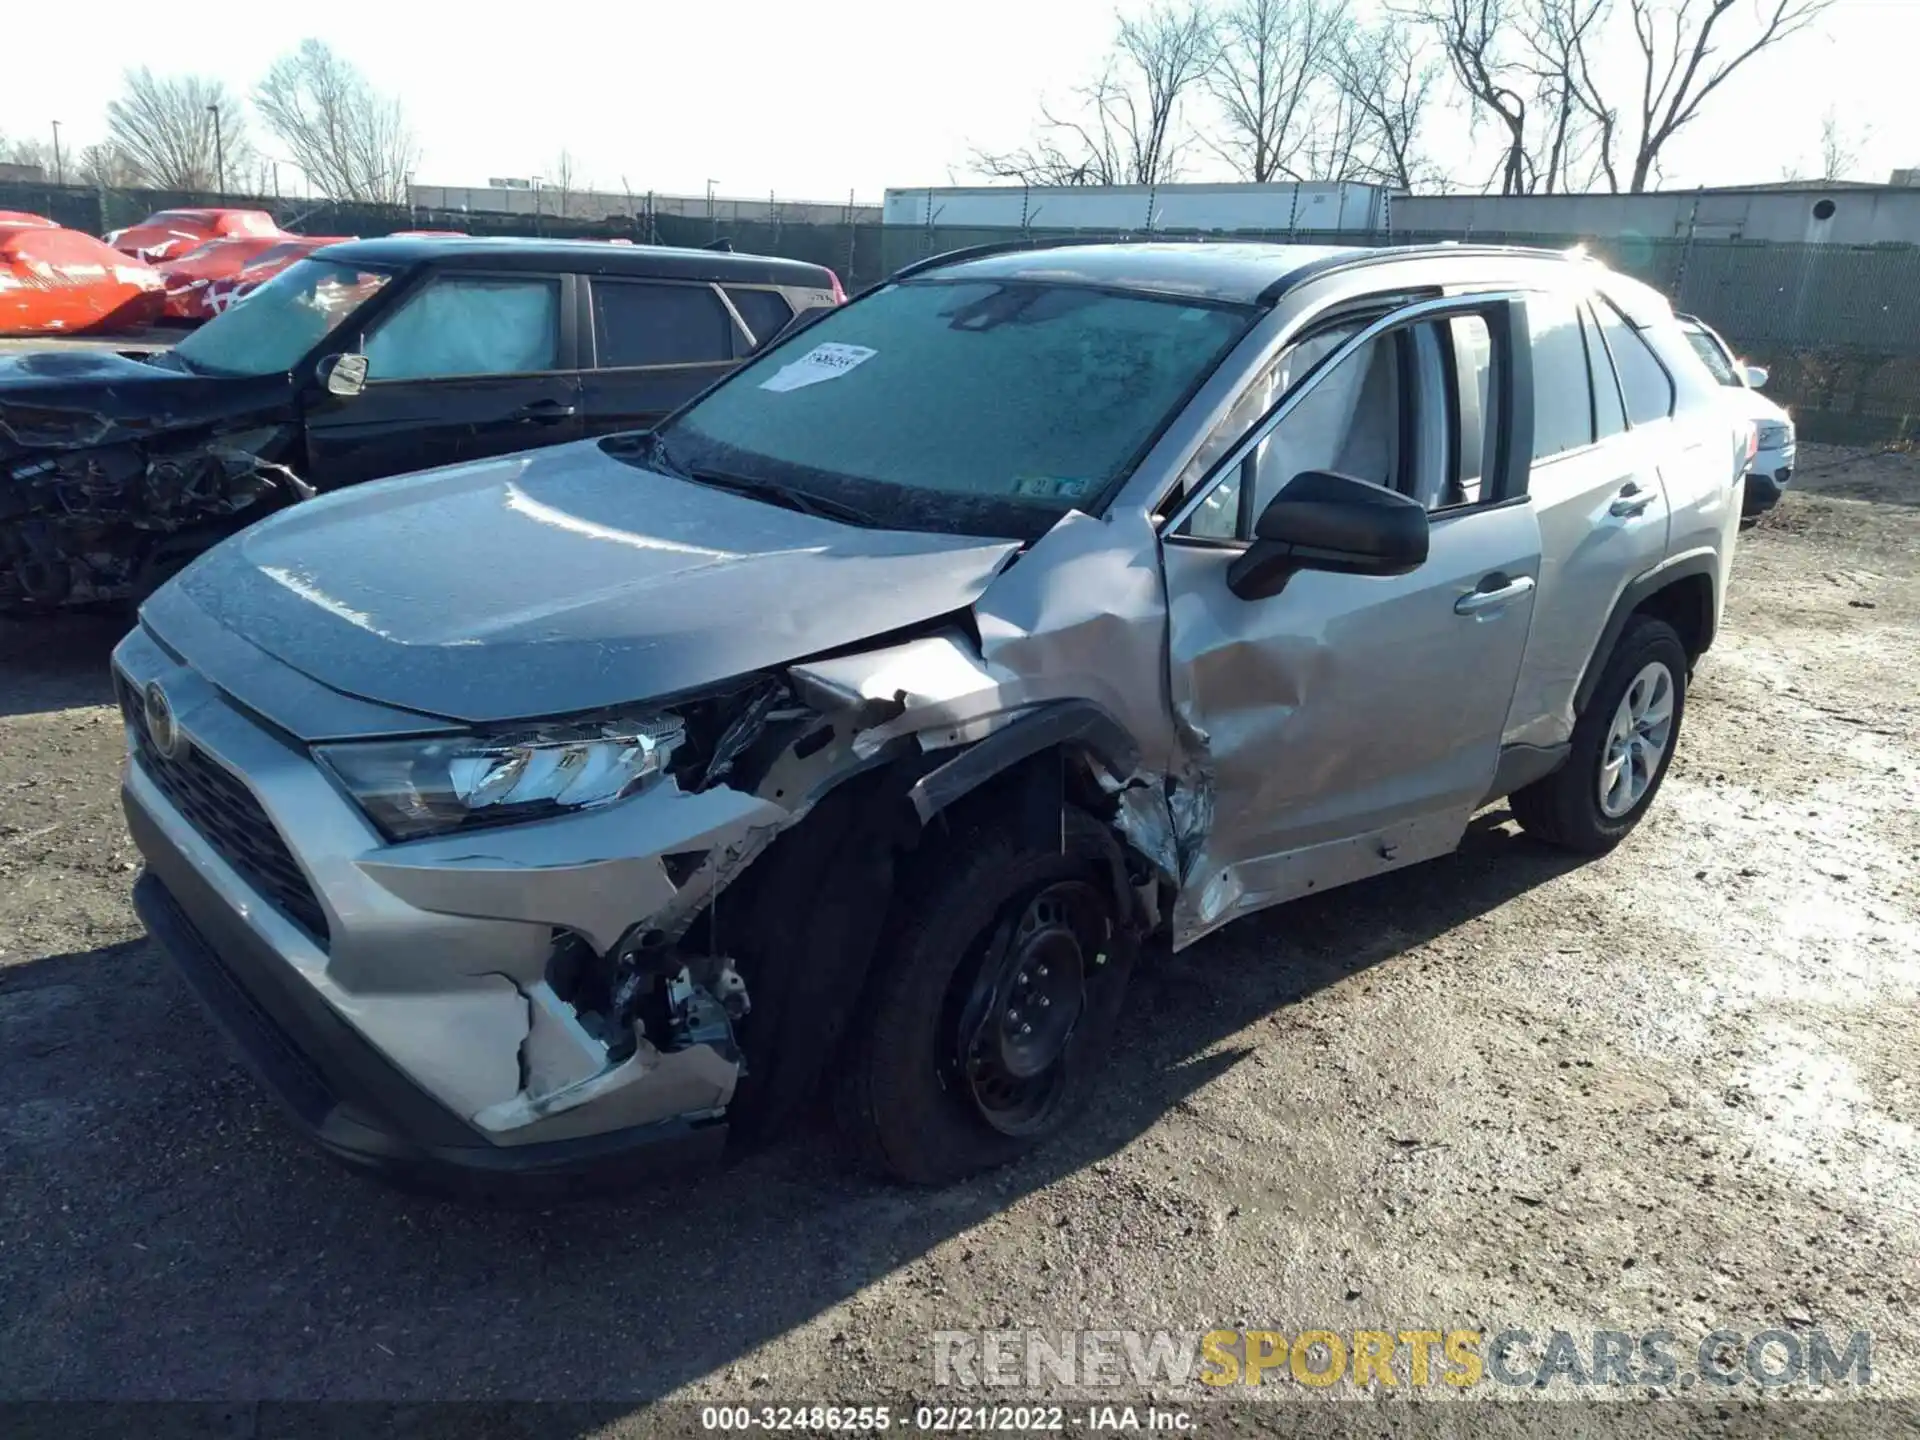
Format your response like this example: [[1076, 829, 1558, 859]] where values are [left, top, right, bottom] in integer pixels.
[[686, 468, 880, 528]]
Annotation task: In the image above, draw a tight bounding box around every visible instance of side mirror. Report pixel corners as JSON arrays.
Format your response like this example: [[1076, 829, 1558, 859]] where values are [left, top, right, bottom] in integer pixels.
[[1743, 364, 1769, 389], [319, 352, 370, 398], [1227, 470, 1430, 602]]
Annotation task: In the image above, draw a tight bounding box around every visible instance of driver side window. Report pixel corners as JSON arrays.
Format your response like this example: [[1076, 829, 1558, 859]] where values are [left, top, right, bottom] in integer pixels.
[[363, 276, 562, 382]]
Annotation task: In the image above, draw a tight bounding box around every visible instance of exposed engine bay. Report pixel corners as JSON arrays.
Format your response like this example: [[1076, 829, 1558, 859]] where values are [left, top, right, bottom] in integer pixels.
[[1, 434, 310, 609]]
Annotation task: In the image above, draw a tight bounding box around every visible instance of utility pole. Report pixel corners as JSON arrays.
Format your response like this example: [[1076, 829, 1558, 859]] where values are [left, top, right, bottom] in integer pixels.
[[50, 120, 63, 186], [207, 104, 226, 196]]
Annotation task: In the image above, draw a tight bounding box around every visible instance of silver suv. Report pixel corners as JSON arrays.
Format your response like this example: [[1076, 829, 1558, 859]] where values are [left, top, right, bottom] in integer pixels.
[[113, 241, 1748, 1193]]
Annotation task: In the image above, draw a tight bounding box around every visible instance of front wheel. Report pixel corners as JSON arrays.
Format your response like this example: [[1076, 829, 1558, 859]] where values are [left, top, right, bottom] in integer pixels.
[[1509, 615, 1688, 854], [836, 815, 1135, 1185]]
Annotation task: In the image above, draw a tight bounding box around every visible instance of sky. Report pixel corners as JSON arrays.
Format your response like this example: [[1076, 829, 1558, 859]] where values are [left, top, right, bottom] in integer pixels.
[[3, 0, 1917, 204]]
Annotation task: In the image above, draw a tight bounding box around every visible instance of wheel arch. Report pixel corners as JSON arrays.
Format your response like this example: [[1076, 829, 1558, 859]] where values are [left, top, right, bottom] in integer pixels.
[[1575, 555, 1718, 716]]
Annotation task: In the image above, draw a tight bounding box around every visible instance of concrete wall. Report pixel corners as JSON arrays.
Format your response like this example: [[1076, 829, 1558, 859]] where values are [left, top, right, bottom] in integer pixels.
[[407, 184, 879, 226], [1393, 188, 1920, 246], [881, 182, 1388, 233]]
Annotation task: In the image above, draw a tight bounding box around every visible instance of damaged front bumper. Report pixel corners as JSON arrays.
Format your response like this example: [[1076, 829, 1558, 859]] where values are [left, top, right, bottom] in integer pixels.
[[115, 625, 780, 1191]]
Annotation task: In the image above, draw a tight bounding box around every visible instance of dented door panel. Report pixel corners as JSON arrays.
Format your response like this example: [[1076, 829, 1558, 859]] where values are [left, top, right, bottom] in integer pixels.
[[1162, 498, 1542, 944]]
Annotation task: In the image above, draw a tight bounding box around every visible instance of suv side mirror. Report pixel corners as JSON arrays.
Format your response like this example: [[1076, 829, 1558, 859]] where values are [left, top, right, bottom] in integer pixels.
[[1743, 364, 1769, 389], [1227, 470, 1430, 602], [319, 352, 370, 398]]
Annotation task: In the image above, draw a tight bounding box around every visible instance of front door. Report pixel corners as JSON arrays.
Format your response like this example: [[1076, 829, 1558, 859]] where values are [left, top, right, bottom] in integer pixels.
[[1161, 296, 1542, 944], [304, 271, 582, 488]]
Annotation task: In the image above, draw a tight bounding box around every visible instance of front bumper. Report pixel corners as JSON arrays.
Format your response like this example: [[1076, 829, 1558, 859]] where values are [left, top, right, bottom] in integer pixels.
[[113, 623, 786, 1190], [132, 869, 726, 1195], [1743, 455, 1793, 516]]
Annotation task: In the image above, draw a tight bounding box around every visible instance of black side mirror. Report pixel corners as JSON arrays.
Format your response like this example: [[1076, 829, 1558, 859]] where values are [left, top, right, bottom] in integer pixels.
[[1227, 470, 1430, 602]]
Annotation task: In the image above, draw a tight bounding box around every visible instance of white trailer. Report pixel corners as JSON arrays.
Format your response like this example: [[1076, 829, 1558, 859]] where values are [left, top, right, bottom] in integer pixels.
[[881, 182, 1391, 233]]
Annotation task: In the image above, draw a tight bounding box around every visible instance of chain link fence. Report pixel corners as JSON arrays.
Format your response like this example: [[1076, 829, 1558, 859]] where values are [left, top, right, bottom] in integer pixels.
[[7, 181, 1915, 442]]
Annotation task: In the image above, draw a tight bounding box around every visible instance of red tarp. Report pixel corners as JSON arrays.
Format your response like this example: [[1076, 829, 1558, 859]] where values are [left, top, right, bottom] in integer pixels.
[[198, 236, 357, 316], [0, 211, 57, 228], [104, 208, 283, 262], [157, 235, 298, 321], [0, 226, 166, 336]]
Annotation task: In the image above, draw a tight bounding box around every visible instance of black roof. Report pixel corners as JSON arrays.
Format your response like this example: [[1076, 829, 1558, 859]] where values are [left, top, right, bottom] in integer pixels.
[[311, 235, 835, 287]]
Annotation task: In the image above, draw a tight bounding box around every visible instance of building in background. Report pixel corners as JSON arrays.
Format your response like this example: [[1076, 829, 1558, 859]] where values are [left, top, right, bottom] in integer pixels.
[[1393, 184, 1920, 247]]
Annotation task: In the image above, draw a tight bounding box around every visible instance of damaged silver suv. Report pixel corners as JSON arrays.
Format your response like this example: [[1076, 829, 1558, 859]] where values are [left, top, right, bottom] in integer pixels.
[[115, 240, 1748, 1192]]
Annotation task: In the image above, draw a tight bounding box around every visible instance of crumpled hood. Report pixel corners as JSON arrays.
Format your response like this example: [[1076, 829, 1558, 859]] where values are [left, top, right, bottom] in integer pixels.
[[0, 349, 288, 455], [164, 439, 1022, 723]]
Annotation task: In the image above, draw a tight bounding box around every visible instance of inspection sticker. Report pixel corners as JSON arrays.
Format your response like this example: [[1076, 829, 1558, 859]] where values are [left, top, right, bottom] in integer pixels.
[[759, 343, 876, 392]]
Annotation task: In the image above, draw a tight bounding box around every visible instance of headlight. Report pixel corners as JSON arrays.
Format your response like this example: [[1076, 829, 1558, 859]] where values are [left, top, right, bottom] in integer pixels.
[[1755, 422, 1791, 450], [315, 715, 685, 841]]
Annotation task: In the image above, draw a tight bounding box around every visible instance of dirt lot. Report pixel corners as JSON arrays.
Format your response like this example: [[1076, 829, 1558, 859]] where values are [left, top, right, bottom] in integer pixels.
[[1, 448, 1915, 1419]]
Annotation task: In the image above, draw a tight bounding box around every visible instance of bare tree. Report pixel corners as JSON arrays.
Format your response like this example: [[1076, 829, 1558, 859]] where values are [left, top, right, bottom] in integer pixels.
[[105, 69, 252, 190], [551, 150, 578, 217], [973, 1, 1215, 188], [77, 142, 143, 189], [1815, 105, 1865, 181], [1522, 0, 1615, 193], [1331, 14, 1444, 189], [255, 40, 419, 204], [1206, 0, 1351, 183], [1404, 0, 1540, 194], [0, 132, 52, 172], [1620, 0, 1837, 190]]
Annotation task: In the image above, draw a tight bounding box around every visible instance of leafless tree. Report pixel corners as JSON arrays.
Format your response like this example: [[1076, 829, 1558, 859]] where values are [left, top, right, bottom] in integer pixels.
[[1523, 0, 1615, 193], [105, 69, 253, 190], [973, 1, 1215, 188], [1330, 14, 1444, 189], [551, 150, 577, 217], [1815, 105, 1865, 181], [1402, 0, 1540, 194], [0, 132, 52, 172], [1206, 0, 1350, 183], [77, 142, 143, 189], [1620, 0, 1837, 191], [255, 40, 419, 204]]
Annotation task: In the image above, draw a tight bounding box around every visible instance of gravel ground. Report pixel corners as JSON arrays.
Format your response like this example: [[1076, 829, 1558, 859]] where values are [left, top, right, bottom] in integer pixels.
[[1, 447, 1915, 1417]]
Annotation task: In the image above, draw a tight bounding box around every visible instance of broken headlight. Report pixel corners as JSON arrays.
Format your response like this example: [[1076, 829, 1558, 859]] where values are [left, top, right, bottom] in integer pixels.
[[315, 716, 686, 841]]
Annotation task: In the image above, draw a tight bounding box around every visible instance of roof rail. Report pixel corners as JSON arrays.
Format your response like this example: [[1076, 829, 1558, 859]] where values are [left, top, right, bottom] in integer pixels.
[[1252, 240, 1599, 303]]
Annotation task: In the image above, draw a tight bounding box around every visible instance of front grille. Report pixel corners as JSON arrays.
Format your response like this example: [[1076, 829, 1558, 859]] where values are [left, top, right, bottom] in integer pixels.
[[117, 674, 331, 945]]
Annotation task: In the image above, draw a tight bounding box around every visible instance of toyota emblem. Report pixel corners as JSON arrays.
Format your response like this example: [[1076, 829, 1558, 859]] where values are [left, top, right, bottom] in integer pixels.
[[143, 681, 181, 759]]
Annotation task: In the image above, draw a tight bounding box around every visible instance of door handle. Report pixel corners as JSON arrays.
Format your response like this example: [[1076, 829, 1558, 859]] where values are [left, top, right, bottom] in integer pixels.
[[1455, 573, 1536, 615], [1609, 480, 1655, 517], [515, 399, 579, 423]]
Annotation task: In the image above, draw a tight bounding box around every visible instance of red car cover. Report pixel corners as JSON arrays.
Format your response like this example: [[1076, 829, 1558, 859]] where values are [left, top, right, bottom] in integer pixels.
[[156, 235, 297, 321], [0, 226, 166, 335], [104, 208, 283, 263], [198, 235, 358, 316], [0, 211, 57, 228]]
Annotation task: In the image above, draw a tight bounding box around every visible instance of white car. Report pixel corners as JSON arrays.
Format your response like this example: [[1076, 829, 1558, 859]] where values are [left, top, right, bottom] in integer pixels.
[[1679, 314, 1794, 516]]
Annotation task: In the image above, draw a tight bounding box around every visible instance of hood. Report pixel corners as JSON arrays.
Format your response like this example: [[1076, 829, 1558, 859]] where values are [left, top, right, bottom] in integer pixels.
[[163, 439, 1022, 724], [0, 349, 289, 454]]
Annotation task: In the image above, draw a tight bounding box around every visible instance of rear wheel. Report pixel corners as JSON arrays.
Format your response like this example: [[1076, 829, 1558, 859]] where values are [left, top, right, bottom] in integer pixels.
[[836, 814, 1135, 1185], [1509, 615, 1687, 854]]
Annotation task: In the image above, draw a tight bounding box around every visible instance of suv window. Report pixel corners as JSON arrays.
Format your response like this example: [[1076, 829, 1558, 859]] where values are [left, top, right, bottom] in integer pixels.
[[1592, 301, 1675, 424], [363, 276, 561, 380], [595, 281, 734, 367], [1448, 315, 1497, 502], [1584, 303, 1628, 440], [725, 287, 795, 350], [1527, 294, 1595, 460], [1682, 323, 1742, 387]]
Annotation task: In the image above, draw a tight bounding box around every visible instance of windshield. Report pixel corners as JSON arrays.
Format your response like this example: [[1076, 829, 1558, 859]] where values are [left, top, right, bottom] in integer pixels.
[[658, 279, 1255, 538], [171, 257, 393, 377], [1683, 324, 1742, 386]]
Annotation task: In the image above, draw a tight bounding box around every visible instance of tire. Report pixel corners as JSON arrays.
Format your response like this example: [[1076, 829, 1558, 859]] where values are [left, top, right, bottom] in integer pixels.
[[1509, 615, 1688, 854], [835, 810, 1136, 1186]]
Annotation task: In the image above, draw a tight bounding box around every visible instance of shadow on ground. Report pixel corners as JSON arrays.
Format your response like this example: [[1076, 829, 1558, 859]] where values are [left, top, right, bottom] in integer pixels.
[[0, 813, 1586, 1403], [0, 615, 126, 718]]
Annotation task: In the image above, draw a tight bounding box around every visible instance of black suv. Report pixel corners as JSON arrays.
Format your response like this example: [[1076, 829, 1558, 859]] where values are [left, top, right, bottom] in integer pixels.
[[0, 237, 841, 611]]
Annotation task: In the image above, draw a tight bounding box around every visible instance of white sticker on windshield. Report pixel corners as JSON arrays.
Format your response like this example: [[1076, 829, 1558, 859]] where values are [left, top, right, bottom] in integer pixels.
[[759, 343, 876, 392]]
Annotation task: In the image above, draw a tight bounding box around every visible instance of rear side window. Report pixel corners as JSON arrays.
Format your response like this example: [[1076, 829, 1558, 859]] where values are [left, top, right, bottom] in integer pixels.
[[725, 287, 794, 349], [1583, 304, 1627, 440], [1592, 301, 1675, 424], [1683, 324, 1741, 386], [594, 281, 733, 368], [1447, 315, 1496, 501], [1527, 294, 1595, 460]]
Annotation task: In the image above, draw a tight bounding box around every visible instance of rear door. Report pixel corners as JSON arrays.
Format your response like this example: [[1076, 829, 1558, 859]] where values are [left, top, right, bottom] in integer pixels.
[[1161, 293, 1542, 943], [303, 270, 581, 488], [578, 278, 749, 436], [1502, 291, 1673, 750]]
